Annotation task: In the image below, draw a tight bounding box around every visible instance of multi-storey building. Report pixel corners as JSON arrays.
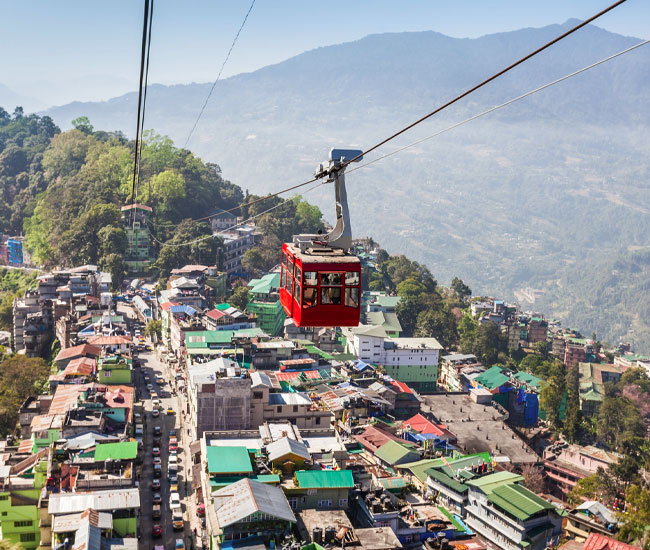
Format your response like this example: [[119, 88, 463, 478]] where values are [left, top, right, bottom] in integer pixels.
[[121, 203, 154, 273], [247, 273, 286, 336]]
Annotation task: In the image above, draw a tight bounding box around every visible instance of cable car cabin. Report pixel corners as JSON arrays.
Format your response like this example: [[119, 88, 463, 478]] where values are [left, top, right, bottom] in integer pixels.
[[280, 242, 361, 327]]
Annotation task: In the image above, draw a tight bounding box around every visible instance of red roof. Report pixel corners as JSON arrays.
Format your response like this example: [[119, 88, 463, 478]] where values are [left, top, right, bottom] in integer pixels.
[[87, 335, 133, 346], [206, 309, 226, 321], [583, 534, 641, 550], [120, 203, 152, 212], [390, 380, 414, 394], [402, 413, 455, 439], [160, 301, 180, 312], [353, 425, 406, 453], [62, 357, 95, 377], [55, 344, 101, 362]]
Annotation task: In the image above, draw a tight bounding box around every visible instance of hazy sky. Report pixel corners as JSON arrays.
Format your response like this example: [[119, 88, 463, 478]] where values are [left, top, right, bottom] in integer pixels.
[[0, 0, 646, 107]]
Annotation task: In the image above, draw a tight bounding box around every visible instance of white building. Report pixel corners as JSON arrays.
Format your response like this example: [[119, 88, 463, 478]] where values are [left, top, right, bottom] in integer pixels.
[[343, 325, 442, 391]]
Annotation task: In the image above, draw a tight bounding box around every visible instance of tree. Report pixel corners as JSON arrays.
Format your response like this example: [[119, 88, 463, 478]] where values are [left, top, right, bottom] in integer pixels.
[[567, 468, 619, 507], [99, 253, 126, 291], [229, 285, 250, 311], [41, 129, 95, 177], [0, 355, 49, 436], [597, 396, 644, 451], [471, 322, 506, 365], [618, 484, 650, 550], [540, 371, 565, 431], [532, 340, 549, 359], [145, 320, 162, 341], [520, 464, 546, 494], [98, 226, 127, 256], [450, 277, 472, 300], [71, 116, 94, 134], [415, 307, 457, 348]]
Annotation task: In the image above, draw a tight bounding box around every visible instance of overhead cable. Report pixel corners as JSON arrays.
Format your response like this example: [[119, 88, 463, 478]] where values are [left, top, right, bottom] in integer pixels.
[[342, 0, 628, 168], [348, 38, 650, 175], [184, 0, 257, 148]]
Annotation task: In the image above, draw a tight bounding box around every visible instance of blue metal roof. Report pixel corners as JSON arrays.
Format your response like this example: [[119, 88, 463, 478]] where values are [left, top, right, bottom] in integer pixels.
[[170, 305, 198, 316]]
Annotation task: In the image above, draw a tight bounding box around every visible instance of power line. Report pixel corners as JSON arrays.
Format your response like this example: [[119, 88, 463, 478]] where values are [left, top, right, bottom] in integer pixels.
[[348, 38, 650, 175], [130, 0, 153, 225], [148, 180, 326, 248], [148, 0, 629, 240], [184, 0, 256, 148], [342, 0, 628, 168], [136, 0, 155, 204]]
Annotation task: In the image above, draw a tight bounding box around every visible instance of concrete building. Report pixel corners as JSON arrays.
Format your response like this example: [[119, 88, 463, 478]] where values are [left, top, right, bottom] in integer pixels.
[[217, 225, 256, 275], [283, 470, 354, 512], [121, 203, 154, 273], [247, 273, 286, 336], [439, 354, 484, 392], [345, 325, 443, 391], [464, 472, 562, 550]]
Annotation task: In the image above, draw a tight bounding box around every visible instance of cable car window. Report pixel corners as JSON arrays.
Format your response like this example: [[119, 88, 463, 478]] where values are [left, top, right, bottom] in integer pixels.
[[280, 266, 285, 288], [295, 266, 302, 285], [321, 273, 342, 286], [281, 252, 286, 266], [285, 271, 292, 291], [344, 288, 359, 308], [293, 280, 301, 302], [321, 287, 342, 305], [287, 258, 294, 278], [303, 287, 317, 308], [304, 271, 318, 286], [345, 272, 359, 286]]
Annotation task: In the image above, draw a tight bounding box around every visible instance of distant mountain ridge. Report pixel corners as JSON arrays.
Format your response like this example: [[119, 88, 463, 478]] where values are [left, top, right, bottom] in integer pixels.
[[40, 21, 650, 350]]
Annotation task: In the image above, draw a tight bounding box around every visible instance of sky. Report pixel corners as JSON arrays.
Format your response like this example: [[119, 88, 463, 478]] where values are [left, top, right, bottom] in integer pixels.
[[0, 0, 646, 108]]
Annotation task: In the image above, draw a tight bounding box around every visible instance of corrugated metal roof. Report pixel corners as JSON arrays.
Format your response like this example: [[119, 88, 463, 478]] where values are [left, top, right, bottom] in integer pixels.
[[474, 365, 511, 390], [93, 441, 138, 462], [583, 533, 641, 550], [48, 489, 140, 515], [266, 437, 310, 463], [206, 446, 253, 474], [466, 471, 523, 490], [268, 393, 311, 406], [294, 469, 354, 489], [213, 478, 295, 528], [486, 483, 555, 521], [426, 468, 468, 494]]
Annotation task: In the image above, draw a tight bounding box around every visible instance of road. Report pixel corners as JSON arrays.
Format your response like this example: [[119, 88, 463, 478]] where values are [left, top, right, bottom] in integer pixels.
[[117, 301, 199, 550]]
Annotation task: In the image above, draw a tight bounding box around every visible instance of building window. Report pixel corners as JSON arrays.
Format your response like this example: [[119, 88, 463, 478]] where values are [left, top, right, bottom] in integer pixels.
[[307, 489, 317, 495], [318, 499, 332, 508], [315, 416, 321, 425], [288, 497, 298, 510], [20, 534, 36, 542], [276, 406, 282, 413], [0, 495, 8, 501], [293, 405, 298, 413], [339, 498, 348, 507], [253, 392, 263, 399], [15, 520, 33, 527]]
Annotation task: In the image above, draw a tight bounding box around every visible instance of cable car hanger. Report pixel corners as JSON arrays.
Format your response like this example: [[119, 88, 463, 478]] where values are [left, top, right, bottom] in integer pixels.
[[293, 148, 363, 255]]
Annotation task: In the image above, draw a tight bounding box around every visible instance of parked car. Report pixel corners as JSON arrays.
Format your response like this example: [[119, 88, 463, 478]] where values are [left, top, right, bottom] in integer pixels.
[[152, 505, 161, 519], [166, 407, 175, 416], [152, 446, 161, 456], [152, 478, 161, 490], [153, 457, 162, 466], [153, 436, 161, 446], [146, 384, 153, 391], [197, 503, 206, 517], [170, 482, 179, 493], [169, 429, 177, 437], [152, 525, 162, 538], [168, 443, 178, 452], [153, 492, 162, 504], [175, 539, 185, 550], [153, 426, 162, 436], [153, 464, 162, 478], [170, 492, 181, 510], [152, 408, 160, 418]]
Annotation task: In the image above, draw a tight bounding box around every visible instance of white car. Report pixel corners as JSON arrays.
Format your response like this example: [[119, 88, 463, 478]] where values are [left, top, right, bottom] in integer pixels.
[[170, 492, 181, 510]]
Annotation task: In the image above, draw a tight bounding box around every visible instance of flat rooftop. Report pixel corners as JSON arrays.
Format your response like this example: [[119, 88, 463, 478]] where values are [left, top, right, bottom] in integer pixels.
[[422, 394, 539, 464]]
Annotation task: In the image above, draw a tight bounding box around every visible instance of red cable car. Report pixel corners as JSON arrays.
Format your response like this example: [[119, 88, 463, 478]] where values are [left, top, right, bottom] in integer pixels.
[[280, 149, 363, 328]]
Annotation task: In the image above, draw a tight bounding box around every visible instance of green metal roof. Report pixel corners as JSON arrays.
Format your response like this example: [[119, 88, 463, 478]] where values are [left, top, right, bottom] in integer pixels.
[[512, 371, 543, 388], [216, 303, 231, 310], [396, 458, 444, 483], [426, 468, 468, 494], [305, 345, 335, 361], [486, 483, 555, 521], [438, 506, 466, 532], [466, 471, 524, 491], [380, 477, 407, 491], [206, 446, 253, 474], [294, 469, 354, 489], [248, 273, 281, 295], [210, 474, 280, 489], [93, 441, 138, 462], [474, 366, 511, 390], [374, 440, 419, 466], [366, 311, 403, 333], [185, 328, 265, 348]]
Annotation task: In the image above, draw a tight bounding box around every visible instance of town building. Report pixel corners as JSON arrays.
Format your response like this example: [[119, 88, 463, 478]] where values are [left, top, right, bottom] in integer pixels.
[[121, 203, 154, 273], [439, 354, 485, 392], [283, 470, 354, 512], [217, 225, 256, 275], [247, 273, 286, 336]]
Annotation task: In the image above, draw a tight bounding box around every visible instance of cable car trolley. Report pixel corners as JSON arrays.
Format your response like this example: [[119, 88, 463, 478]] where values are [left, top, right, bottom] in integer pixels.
[[280, 149, 363, 327]]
